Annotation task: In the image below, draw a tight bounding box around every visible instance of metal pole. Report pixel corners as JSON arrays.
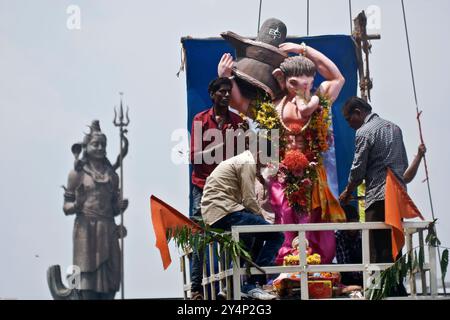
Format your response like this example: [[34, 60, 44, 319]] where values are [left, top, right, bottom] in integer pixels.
[[119, 126, 124, 300], [306, 0, 310, 36], [113, 93, 130, 300], [257, 0, 263, 33], [348, 0, 353, 34]]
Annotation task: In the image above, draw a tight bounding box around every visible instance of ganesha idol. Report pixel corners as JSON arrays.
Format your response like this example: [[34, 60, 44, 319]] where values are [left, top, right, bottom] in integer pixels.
[[219, 18, 346, 265]]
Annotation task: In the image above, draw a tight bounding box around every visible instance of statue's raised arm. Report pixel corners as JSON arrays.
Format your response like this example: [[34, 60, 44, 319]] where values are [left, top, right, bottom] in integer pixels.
[[278, 42, 345, 103]]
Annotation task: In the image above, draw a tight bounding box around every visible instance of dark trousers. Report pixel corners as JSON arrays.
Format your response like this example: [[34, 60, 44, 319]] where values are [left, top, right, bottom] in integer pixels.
[[365, 201, 393, 263], [211, 210, 284, 287], [366, 200, 407, 296]]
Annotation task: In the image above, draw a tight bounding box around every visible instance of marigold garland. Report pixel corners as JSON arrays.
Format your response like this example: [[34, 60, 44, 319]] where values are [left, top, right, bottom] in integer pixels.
[[250, 92, 333, 214], [282, 150, 309, 173]]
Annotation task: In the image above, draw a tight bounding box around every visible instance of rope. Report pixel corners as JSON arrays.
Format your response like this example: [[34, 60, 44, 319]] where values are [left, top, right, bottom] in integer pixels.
[[348, 0, 353, 34], [176, 46, 186, 78], [401, 0, 446, 295], [257, 0, 263, 33], [401, 0, 419, 107], [401, 0, 435, 221], [307, 0, 310, 36]]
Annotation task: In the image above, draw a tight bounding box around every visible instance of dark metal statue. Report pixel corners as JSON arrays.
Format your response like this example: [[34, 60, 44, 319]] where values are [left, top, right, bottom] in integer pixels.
[[48, 115, 129, 300]]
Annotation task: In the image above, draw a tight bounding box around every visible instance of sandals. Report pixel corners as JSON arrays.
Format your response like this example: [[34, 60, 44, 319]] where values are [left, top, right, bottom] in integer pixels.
[[190, 291, 204, 300]]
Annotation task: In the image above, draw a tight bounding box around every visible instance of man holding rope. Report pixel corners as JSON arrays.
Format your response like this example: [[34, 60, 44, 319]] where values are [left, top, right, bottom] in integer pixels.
[[339, 97, 413, 296]]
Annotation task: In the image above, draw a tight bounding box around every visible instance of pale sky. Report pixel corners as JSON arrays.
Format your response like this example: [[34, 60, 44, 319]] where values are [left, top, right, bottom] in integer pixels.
[[1, 0, 449, 299]]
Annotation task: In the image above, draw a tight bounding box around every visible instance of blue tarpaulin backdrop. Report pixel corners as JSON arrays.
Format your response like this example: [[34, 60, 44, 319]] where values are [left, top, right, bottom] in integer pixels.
[[182, 35, 358, 214]]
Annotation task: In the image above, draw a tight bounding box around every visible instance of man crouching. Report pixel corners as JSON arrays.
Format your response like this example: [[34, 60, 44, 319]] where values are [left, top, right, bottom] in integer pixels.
[[200, 136, 284, 300]]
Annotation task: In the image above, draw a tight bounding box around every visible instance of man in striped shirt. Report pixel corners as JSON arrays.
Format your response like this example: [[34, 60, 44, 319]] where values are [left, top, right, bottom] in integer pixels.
[[339, 97, 408, 266]]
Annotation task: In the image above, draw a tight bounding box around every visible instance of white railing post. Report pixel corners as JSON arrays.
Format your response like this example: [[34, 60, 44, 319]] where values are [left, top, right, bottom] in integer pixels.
[[232, 227, 241, 300], [405, 230, 416, 296], [428, 242, 438, 297], [189, 221, 433, 300], [225, 249, 232, 300], [209, 242, 216, 300], [180, 255, 188, 300], [298, 231, 308, 300], [217, 242, 224, 294], [202, 249, 208, 300], [362, 228, 370, 299], [418, 230, 428, 295]]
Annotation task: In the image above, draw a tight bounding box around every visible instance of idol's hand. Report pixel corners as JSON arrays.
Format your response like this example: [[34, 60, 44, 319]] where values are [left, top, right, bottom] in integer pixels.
[[279, 42, 302, 55], [120, 198, 129, 212], [218, 53, 234, 77], [116, 225, 127, 239]]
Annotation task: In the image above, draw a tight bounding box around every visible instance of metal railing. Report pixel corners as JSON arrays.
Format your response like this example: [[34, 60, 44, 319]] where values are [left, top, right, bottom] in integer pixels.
[[180, 221, 438, 300]]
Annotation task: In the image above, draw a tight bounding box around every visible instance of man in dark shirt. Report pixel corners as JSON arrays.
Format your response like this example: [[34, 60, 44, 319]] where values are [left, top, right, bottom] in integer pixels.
[[189, 77, 244, 299], [190, 78, 244, 213], [339, 97, 408, 263], [339, 97, 408, 296]]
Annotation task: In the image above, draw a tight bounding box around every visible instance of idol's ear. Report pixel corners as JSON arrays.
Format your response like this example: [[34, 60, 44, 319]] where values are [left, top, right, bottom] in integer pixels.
[[272, 68, 286, 92]]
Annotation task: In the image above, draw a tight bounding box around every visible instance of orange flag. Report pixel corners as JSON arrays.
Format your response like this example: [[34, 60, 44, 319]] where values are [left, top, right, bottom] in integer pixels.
[[150, 195, 201, 269], [385, 169, 424, 259]]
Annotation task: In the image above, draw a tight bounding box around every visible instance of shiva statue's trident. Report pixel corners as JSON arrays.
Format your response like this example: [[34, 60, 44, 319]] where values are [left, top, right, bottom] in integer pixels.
[[113, 92, 130, 300]]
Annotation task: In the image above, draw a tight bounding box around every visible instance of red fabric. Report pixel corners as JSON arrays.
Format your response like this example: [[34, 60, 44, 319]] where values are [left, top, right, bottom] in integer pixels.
[[150, 195, 201, 269], [190, 107, 243, 188], [384, 169, 424, 259]]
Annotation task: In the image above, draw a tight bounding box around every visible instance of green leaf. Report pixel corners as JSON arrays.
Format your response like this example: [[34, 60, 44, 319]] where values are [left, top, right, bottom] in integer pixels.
[[425, 232, 431, 244], [383, 269, 392, 298], [407, 252, 413, 275], [426, 220, 441, 247], [436, 237, 442, 247], [394, 263, 401, 285], [419, 245, 425, 272], [400, 255, 408, 279], [166, 223, 251, 270], [441, 249, 449, 282]]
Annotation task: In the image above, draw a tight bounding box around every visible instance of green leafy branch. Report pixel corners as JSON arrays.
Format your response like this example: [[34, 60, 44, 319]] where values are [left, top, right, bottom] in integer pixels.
[[166, 222, 265, 274], [367, 220, 449, 300]]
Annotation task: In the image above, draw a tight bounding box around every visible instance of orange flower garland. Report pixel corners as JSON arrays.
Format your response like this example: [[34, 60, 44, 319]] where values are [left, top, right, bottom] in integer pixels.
[[250, 91, 333, 214], [282, 150, 309, 173]]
